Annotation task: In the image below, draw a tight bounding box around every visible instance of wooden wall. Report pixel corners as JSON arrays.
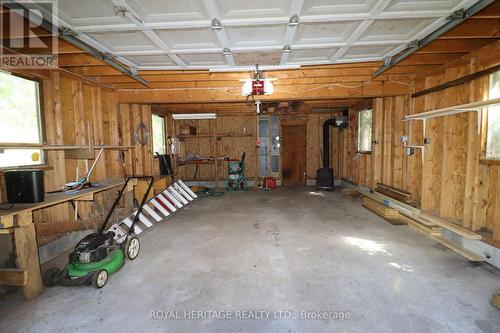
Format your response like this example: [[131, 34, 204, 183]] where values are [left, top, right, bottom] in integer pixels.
[[172, 113, 257, 182], [342, 41, 500, 241], [169, 110, 344, 184], [305, 112, 345, 181], [1, 70, 159, 225]]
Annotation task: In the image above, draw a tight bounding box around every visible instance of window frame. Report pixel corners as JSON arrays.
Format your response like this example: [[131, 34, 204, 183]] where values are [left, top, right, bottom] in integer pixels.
[[356, 108, 373, 154], [0, 71, 45, 169], [151, 112, 167, 156], [484, 70, 500, 161]]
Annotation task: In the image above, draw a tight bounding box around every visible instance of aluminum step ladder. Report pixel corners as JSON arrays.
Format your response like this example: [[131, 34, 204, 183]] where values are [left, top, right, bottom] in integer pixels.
[[108, 179, 198, 243]]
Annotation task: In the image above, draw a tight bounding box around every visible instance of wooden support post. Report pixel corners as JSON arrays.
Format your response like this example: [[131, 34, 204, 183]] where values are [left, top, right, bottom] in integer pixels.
[[13, 213, 43, 300]]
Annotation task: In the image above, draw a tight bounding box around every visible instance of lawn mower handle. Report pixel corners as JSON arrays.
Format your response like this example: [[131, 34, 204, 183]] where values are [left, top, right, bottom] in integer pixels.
[[97, 176, 154, 235]]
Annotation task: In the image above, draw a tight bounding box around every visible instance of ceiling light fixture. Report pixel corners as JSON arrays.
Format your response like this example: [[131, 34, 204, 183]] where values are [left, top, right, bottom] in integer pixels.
[[288, 14, 299, 26], [222, 48, 231, 56], [172, 113, 217, 120], [282, 45, 291, 53], [211, 18, 222, 30]]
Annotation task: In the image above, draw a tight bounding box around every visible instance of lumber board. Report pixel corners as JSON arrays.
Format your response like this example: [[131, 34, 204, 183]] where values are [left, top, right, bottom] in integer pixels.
[[0, 269, 28, 287], [430, 235, 484, 262], [342, 188, 361, 199], [375, 183, 416, 206], [362, 196, 402, 224], [399, 214, 442, 236], [491, 291, 500, 310], [420, 212, 482, 240]]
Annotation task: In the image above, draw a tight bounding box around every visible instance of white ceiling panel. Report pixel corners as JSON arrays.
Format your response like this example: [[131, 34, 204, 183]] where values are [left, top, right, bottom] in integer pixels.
[[233, 52, 282, 66], [217, 0, 291, 20], [178, 53, 228, 66], [225, 25, 286, 48], [294, 21, 359, 46], [125, 54, 176, 66], [53, 0, 479, 69], [301, 0, 376, 17], [358, 18, 437, 43], [341, 45, 397, 60], [87, 31, 157, 52], [156, 28, 221, 50], [288, 48, 338, 64], [383, 0, 463, 13], [128, 0, 209, 23], [58, 0, 130, 27]]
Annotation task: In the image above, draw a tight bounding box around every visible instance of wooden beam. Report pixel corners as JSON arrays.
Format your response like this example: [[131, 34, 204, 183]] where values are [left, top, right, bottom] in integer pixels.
[[398, 53, 466, 66], [97, 73, 413, 85], [412, 63, 500, 97], [14, 222, 43, 300], [117, 81, 411, 103], [0, 269, 28, 287], [62, 63, 439, 80], [35, 218, 102, 238], [440, 18, 500, 38], [58, 54, 108, 67], [418, 38, 494, 54]]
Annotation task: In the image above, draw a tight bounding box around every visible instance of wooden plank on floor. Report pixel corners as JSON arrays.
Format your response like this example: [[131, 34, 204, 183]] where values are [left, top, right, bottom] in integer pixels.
[[491, 291, 500, 310], [0, 269, 28, 287], [430, 235, 484, 262], [399, 214, 442, 236], [420, 212, 482, 240], [362, 196, 403, 224]]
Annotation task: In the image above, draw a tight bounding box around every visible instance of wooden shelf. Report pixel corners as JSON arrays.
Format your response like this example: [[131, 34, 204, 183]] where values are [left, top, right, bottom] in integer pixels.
[[177, 134, 252, 139], [0, 178, 125, 225], [0, 142, 134, 150], [404, 97, 500, 120], [479, 159, 500, 166]]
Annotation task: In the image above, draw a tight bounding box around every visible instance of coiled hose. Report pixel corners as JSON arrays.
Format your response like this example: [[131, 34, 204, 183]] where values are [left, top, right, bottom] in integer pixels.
[[190, 186, 225, 198]]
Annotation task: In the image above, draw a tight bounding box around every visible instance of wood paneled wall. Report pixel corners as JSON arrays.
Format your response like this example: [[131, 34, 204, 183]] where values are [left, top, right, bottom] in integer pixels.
[[1, 70, 159, 225], [170, 110, 344, 183], [173, 114, 257, 181], [305, 112, 345, 181], [342, 41, 500, 241]]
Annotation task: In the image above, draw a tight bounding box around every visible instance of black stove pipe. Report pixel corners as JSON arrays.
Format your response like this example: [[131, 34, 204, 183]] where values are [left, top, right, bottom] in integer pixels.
[[322, 109, 349, 168]]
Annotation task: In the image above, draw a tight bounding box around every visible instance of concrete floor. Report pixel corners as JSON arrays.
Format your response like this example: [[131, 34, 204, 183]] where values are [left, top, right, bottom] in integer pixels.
[[1, 187, 499, 332]]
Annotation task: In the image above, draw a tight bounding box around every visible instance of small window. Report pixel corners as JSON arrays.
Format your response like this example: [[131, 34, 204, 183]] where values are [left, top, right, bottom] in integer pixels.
[[357, 109, 373, 153], [0, 72, 43, 168], [151, 113, 166, 155], [486, 71, 500, 159]]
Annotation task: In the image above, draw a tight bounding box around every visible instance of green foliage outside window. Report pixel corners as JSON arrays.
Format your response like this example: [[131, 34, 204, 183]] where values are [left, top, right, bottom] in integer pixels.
[[357, 109, 372, 152], [486, 71, 500, 159]]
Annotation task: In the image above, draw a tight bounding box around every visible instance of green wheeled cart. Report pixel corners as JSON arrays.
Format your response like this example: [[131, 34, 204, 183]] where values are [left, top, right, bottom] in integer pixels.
[[226, 153, 247, 192]]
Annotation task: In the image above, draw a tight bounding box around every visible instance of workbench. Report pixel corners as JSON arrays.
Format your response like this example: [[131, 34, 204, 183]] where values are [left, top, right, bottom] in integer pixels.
[[0, 178, 126, 300]]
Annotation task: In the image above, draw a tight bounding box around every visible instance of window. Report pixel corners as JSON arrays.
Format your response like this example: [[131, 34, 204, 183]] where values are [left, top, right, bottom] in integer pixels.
[[0, 72, 42, 168], [151, 113, 166, 155], [357, 109, 372, 153], [258, 115, 280, 177], [486, 71, 500, 159]]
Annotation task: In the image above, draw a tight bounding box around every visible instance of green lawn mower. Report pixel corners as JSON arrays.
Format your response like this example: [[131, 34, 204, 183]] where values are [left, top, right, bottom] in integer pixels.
[[43, 176, 153, 289]]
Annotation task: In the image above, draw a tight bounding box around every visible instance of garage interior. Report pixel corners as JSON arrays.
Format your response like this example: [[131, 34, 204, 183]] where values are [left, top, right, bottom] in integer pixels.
[[1, 0, 500, 331]]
